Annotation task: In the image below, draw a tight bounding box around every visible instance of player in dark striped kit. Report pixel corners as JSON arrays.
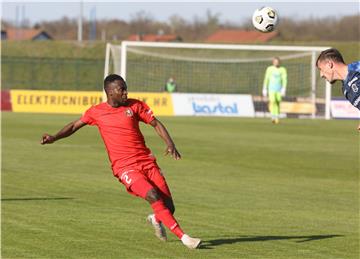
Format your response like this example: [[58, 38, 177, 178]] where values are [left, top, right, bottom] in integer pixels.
[[316, 48, 360, 128]]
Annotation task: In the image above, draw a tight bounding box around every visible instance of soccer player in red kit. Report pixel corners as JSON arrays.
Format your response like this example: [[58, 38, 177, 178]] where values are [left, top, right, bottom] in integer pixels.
[[41, 74, 201, 249]]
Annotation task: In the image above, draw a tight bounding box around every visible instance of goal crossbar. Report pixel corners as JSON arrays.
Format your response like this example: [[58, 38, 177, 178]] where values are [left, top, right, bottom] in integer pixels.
[[120, 41, 330, 52]]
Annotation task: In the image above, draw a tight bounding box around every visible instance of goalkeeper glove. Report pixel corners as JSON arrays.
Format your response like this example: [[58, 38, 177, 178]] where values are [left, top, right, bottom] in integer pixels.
[[262, 88, 267, 97], [281, 87, 286, 97]]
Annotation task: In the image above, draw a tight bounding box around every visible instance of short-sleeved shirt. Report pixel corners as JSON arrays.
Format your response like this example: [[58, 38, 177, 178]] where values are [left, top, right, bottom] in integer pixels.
[[342, 61, 360, 110], [81, 99, 156, 175]]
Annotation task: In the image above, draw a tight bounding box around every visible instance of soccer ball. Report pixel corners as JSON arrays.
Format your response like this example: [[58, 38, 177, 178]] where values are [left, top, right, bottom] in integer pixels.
[[252, 7, 278, 33]]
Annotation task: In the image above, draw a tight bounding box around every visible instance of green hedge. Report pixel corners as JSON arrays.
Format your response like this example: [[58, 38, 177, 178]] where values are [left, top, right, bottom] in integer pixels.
[[2, 56, 104, 90]]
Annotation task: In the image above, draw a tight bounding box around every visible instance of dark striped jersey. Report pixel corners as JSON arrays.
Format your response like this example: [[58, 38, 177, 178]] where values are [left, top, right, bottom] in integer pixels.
[[342, 61, 360, 110]]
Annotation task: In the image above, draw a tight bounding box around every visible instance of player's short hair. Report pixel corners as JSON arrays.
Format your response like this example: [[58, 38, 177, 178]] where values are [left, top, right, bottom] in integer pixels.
[[104, 74, 127, 93], [273, 56, 280, 61], [316, 48, 345, 67]]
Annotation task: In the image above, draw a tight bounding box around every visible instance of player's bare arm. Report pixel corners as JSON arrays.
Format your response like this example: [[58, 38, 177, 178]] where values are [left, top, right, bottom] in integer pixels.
[[150, 118, 181, 160], [41, 119, 87, 145]]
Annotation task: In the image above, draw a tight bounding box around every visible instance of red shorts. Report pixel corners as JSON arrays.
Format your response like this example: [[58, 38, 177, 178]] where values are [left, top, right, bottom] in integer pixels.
[[115, 165, 172, 199]]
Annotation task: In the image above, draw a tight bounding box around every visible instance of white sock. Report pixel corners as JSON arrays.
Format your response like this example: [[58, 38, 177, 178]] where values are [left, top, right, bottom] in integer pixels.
[[181, 234, 190, 243]]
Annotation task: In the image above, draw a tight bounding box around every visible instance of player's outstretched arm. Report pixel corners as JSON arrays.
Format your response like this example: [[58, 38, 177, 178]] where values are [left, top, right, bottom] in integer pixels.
[[41, 119, 87, 145], [150, 118, 181, 160]]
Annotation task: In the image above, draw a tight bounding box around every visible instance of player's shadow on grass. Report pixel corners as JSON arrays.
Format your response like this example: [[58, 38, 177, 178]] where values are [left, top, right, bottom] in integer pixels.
[[201, 234, 343, 249], [1, 197, 74, 202]]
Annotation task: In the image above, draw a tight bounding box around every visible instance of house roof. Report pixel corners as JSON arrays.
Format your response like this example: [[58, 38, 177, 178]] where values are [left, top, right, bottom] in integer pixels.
[[206, 29, 278, 43], [4, 28, 52, 40], [127, 34, 180, 42]]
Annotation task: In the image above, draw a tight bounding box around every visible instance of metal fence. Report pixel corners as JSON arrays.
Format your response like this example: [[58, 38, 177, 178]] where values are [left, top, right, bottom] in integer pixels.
[[2, 56, 104, 91]]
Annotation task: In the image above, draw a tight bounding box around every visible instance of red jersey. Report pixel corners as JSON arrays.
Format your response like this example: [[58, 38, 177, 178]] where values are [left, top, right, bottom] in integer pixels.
[[80, 99, 156, 175]]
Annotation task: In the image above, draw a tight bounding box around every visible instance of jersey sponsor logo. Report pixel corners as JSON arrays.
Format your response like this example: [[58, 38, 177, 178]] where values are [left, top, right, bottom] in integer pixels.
[[351, 83, 359, 93], [125, 108, 134, 117], [354, 96, 360, 107], [348, 77, 358, 86]]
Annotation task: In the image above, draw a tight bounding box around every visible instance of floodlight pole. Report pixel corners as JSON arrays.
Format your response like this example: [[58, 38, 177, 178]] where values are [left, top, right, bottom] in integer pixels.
[[78, 1, 83, 42]]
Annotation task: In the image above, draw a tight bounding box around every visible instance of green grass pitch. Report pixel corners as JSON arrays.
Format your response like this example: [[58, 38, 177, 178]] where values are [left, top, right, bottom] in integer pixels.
[[2, 112, 359, 259]]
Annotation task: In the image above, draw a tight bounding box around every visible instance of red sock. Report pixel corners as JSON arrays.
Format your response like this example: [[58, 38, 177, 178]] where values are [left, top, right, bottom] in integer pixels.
[[151, 200, 184, 239]]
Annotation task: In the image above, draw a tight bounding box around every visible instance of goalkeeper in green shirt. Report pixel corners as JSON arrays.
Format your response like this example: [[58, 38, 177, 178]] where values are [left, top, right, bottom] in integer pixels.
[[262, 57, 287, 124]]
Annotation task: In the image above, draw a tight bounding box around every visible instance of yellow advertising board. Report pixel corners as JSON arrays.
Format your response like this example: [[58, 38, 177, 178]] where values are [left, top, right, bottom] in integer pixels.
[[10, 90, 103, 114], [128, 92, 173, 116], [10, 90, 174, 116], [280, 102, 316, 114]]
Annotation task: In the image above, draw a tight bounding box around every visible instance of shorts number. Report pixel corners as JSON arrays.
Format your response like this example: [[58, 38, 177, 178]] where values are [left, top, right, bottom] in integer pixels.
[[120, 170, 133, 185], [123, 174, 132, 184]]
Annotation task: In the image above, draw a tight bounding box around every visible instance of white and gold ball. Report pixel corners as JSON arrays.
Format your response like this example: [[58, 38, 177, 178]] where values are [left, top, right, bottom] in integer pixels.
[[252, 7, 278, 33]]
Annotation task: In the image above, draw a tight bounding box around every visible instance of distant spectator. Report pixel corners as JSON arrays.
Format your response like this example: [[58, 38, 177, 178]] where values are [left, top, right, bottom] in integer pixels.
[[164, 77, 177, 93]]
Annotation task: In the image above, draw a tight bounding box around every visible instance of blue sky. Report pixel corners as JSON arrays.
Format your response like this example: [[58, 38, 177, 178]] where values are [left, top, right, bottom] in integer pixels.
[[2, 1, 359, 25]]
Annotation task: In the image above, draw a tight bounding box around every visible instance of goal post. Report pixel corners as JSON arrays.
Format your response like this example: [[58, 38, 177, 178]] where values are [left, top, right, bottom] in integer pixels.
[[104, 41, 332, 119]]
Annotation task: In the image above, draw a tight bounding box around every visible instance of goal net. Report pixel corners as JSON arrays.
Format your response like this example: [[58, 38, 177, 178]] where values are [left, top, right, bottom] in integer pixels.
[[104, 41, 331, 119]]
